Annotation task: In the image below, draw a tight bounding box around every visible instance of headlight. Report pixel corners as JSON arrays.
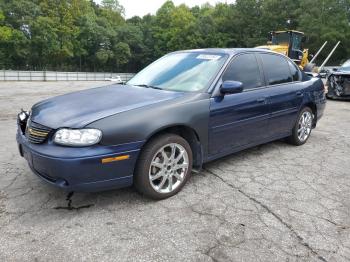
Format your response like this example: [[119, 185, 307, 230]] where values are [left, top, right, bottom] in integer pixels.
[[53, 128, 102, 146]]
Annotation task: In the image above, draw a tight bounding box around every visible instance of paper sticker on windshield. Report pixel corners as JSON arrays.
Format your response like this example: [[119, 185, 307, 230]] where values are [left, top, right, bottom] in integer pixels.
[[196, 54, 221, 60]]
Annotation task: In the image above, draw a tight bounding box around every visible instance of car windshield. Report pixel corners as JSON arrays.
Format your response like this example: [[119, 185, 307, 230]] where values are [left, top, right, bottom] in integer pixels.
[[127, 52, 228, 92], [341, 59, 350, 70]]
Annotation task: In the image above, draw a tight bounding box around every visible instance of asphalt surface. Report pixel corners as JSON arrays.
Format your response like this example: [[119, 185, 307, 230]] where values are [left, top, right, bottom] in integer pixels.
[[0, 81, 349, 262]]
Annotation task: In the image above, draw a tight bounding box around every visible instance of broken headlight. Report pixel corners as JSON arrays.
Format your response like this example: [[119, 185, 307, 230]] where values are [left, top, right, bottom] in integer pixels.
[[17, 110, 30, 134]]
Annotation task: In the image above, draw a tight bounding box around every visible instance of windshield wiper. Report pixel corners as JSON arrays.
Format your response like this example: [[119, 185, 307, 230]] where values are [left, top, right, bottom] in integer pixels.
[[133, 84, 162, 90]]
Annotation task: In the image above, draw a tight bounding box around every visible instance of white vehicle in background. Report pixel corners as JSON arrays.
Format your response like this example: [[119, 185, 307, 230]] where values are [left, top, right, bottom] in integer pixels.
[[105, 75, 123, 83]]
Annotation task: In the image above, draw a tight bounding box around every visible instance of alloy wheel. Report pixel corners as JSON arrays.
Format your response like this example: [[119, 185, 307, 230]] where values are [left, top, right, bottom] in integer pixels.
[[297, 111, 313, 142], [149, 143, 189, 194]]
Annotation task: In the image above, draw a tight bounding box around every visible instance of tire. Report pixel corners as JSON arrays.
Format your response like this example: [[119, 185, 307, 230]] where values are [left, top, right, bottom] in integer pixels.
[[287, 107, 313, 146], [134, 133, 193, 200]]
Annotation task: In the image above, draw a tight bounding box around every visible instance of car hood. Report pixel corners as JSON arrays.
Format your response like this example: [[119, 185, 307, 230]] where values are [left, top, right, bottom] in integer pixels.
[[30, 84, 185, 129], [333, 69, 350, 75]]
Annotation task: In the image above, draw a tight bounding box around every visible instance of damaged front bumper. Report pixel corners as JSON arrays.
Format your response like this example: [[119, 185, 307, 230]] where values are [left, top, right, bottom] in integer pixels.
[[16, 124, 142, 192], [327, 74, 350, 99]]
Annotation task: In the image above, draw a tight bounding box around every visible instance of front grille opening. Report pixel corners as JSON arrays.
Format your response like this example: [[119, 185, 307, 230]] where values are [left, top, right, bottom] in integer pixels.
[[35, 169, 69, 186], [25, 121, 52, 144]]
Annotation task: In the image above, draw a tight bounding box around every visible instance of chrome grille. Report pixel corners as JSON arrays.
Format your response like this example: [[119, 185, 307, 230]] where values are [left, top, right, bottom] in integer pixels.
[[25, 120, 52, 144]]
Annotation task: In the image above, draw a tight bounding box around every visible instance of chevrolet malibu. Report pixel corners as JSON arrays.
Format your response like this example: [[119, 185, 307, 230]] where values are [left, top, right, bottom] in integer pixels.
[[17, 49, 326, 199]]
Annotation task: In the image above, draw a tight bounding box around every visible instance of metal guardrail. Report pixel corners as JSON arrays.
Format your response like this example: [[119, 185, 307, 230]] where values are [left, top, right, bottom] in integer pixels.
[[1, 68, 340, 81], [0, 70, 135, 81]]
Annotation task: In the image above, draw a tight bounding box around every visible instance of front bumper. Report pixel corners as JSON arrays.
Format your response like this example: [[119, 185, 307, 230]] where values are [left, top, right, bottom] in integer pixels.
[[17, 130, 143, 192], [327, 74, 350, 99]]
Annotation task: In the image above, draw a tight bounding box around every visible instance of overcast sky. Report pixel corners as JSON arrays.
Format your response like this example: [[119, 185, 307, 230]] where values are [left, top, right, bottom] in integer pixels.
[[95, 0, 235, 18]]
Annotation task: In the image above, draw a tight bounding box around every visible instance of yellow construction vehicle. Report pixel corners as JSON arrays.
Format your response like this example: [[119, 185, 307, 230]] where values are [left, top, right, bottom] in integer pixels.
[[256, 30, 341, 74], [256, 30, 312, 71]]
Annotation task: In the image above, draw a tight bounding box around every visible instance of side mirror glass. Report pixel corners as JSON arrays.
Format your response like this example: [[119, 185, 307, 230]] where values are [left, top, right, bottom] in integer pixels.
[[220, 81, 243, 95]]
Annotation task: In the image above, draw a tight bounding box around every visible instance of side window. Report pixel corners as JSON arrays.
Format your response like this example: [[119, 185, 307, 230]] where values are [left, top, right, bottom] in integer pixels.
[[222, 54, 262, 90], [292, 34, 302, 51], [288, 60, 300, 81], [260, 54, 292, 85]]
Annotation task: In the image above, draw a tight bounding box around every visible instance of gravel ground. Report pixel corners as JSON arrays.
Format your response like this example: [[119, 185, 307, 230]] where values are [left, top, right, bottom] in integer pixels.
[[0, 81, 349, 262]]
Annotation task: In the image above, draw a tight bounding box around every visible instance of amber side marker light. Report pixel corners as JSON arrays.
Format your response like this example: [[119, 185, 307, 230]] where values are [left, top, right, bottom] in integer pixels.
[[102, 155, 130, 164]]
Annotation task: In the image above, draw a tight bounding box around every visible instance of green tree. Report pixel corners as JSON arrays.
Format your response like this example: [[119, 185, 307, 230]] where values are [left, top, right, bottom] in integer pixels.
[[0, 0, 349, 72], [113, 42, 131, 70], [101, 0, 125, 15], [298, 0, 350, 64]]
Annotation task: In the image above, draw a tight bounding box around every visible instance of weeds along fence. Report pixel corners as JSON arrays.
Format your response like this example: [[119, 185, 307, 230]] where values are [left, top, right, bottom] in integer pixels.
[[0, 70, 135, 82]]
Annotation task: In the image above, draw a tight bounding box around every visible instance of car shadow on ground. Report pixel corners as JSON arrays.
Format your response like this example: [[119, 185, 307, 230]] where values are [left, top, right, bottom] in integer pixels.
[[48, 139, 290, 212]]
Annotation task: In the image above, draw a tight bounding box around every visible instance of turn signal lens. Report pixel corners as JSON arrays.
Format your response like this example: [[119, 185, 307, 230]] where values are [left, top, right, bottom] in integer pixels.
[[102, 155, 130, 163]]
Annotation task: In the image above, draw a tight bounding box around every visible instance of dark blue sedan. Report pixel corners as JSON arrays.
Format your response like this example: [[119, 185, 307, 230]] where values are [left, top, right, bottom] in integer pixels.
[[17, 48, 326, 199]]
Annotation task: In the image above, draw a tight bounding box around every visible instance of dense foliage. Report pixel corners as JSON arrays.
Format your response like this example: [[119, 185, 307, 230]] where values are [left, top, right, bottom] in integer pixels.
[[0, 0, 349, 72]]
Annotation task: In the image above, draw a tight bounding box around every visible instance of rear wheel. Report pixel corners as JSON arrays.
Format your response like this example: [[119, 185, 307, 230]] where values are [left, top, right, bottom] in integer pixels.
[[134, 134, 192, 200], [287, 107, 313, 146]]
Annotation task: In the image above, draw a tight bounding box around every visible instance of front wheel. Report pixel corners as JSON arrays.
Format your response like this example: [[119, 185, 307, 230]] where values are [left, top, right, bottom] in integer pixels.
[[287, 107, 313, 146], [134, 134, 192, 200]]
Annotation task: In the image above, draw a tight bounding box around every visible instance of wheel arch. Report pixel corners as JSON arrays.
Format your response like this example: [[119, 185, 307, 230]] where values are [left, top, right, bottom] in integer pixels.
[[142, 124, 203, 169]]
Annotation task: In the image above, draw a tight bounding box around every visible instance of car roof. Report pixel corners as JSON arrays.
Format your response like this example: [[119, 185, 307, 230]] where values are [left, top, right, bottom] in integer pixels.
[[174, 48, 276, 56]]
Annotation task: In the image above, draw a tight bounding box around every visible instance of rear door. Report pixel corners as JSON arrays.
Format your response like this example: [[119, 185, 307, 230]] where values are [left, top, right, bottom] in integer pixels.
[[208, 53, 270, 156], [258, 53, 304, 137]]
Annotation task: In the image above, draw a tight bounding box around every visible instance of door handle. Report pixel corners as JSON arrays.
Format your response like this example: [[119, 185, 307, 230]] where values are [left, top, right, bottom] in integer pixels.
[[256, 97, 267, 103], [296, 91, 303, 97]]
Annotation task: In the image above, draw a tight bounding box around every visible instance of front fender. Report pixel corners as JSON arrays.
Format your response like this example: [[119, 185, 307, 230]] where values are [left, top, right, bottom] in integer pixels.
[[87, 93, 210, 157]]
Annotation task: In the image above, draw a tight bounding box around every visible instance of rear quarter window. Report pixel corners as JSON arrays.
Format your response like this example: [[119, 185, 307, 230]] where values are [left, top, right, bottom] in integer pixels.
[[288, 60, 301, 81], [260, 53, 293, 85]]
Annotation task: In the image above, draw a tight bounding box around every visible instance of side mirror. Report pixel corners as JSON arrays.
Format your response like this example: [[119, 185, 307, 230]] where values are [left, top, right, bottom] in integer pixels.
[[220, 81, 243, 95], [333, 67, 338, 72]]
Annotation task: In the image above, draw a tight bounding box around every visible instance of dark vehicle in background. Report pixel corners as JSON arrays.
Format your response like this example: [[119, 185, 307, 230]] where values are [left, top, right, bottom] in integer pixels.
[[17, 49, 326, 199], [326, 59, 350, 100], [319, 68, 330, 79]]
